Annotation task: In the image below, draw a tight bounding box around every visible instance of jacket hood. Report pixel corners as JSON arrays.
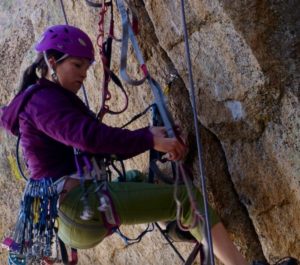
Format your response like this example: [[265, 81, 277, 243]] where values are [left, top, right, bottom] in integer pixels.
[[0, 84, 41, 136]]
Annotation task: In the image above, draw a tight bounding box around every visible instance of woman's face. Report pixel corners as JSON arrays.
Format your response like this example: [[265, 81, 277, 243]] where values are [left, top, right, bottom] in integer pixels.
[[52, 56, 91, 94]]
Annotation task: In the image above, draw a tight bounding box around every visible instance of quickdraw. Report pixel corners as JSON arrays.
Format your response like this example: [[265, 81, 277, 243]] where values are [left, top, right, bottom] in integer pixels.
[[3, 178, 60, 265]]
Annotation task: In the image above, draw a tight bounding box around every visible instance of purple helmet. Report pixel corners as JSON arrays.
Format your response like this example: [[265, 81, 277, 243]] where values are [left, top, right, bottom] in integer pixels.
[[35, 25, 94, 62]]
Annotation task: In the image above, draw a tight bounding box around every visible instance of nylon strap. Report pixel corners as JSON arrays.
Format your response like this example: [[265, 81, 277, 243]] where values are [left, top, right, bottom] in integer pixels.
[[116, 0, 148, 86], [90, 0, 128, 120]]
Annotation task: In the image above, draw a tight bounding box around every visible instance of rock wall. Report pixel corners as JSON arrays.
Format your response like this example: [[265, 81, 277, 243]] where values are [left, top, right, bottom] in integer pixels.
[[0, 0, 299, 264]]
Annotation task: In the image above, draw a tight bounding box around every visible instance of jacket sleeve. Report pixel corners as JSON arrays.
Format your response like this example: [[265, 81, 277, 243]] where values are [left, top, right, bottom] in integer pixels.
[[26, 89, 154, 156]]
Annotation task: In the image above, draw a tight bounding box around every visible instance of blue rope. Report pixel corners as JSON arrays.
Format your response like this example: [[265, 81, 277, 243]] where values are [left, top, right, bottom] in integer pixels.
[[114, 223, 155, 246], [59, 0, 69, 25], [8, 252, 26, 265]]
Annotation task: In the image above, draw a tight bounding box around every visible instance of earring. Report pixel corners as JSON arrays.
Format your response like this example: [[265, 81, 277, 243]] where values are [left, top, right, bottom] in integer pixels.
[[51, 70, 58, 83]]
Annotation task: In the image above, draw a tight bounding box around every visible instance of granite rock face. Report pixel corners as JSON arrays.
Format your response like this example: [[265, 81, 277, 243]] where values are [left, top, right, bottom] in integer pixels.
[[0, 0, 298, 264]]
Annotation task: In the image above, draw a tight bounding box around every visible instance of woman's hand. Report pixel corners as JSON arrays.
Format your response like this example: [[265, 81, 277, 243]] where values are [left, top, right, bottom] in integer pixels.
[[150, 126, 187, 161]]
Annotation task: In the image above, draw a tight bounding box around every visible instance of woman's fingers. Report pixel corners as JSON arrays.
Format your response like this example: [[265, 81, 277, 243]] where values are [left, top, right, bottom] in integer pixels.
[[150, 125, 188, 161], [150, 126, 167, 138], [153, 135, 187, 161], [172, 139, 187, 161]]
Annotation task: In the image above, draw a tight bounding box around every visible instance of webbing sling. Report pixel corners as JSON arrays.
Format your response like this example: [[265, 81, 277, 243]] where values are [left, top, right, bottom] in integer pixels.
[[118, 2, 148, 86], [96, 0, 129, 120]]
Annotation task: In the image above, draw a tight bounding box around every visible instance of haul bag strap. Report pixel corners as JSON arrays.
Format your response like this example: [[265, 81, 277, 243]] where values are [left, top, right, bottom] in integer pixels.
[[58, 237, 78, 265]]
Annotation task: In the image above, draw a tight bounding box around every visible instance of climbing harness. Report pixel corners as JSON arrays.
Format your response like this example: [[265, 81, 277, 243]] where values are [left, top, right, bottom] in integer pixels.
[[73, 152, 120, 228]]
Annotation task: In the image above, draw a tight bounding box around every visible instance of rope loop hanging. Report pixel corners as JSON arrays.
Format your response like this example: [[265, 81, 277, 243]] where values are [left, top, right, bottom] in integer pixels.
[[86, 0, 129, 120]]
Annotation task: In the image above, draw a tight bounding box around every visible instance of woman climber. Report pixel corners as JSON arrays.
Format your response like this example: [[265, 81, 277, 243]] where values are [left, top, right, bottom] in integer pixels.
[[1, 25, 297, 265]]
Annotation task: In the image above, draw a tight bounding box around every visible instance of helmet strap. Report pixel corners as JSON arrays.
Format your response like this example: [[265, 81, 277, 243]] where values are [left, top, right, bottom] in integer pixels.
[[56, 53, 69, 63], [43, 51, 59, 83]]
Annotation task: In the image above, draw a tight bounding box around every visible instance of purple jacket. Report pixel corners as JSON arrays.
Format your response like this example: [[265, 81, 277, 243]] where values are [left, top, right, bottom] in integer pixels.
[[0, 78, 153, 180]]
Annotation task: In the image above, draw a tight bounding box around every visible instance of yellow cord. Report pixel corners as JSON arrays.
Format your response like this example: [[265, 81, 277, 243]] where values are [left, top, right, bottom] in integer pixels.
[[163, 84, 170, 95], [33, 198, 40, 224]]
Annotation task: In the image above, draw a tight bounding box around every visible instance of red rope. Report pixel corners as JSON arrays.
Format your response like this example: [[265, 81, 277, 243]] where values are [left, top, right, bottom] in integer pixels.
[[97, 1, 112, 120], [96, 1, 128, 120], [97, 1, 109, 59]]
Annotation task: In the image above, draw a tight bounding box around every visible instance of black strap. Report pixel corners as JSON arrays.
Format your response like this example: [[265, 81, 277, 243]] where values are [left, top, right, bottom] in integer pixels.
[[185, 243, 204, 265], [58, 237, 78, 265], [149, 161, 175, 184], [121, 104, 153, 129], [98, 68, 129, 118], [85, 0, 112, 8], [58, 237, 69, 265], [148, 104, 163, 183], [16, 135, 27, 181], [59, 0, 69, 25], [148, 104, 178, 184]]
